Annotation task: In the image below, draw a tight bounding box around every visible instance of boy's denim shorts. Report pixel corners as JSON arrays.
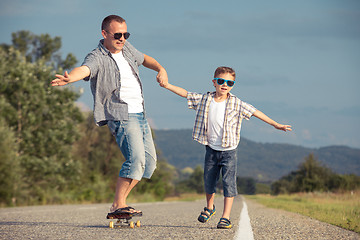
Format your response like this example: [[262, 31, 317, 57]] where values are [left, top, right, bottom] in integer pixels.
[[107, 113, 157, 181], [204, 145, 238, 197]]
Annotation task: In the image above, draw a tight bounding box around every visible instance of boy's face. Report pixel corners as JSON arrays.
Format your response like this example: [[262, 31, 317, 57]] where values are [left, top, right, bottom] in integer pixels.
[[212, 72, 235, 97]]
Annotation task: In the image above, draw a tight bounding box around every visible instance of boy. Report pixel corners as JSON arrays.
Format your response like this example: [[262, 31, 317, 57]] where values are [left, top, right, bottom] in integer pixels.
[[161, 66, 291, 229]]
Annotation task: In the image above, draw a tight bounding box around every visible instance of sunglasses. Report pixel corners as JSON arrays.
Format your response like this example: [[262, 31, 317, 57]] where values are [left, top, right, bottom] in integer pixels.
[[214, 78, 235, 87], [106, 31, 131, 40]]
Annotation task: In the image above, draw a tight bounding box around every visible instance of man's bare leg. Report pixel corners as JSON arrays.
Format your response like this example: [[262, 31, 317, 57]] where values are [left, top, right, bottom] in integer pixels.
[[110, 177, 139, 212]]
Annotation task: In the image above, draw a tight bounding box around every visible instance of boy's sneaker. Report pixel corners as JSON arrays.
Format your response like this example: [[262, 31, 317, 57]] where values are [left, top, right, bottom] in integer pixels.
[[217, 218, 232, 229]]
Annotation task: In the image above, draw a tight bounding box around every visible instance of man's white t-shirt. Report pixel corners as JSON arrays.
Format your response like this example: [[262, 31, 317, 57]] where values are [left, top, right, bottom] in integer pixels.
[[207, 98, 237, 151], [112, 51, 143, 113]]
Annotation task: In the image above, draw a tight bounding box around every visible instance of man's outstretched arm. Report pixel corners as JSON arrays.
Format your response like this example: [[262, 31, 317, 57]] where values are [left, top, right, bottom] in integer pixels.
[[51, 66, 90, 86]]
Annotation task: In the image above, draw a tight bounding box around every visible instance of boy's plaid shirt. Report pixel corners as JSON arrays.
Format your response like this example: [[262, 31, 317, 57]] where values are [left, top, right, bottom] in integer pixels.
[[187, 92, 257, 148]]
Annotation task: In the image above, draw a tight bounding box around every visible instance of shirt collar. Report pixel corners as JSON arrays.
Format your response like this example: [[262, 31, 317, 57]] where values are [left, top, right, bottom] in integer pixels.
[[98, 39, 130, 56], [209, 91, 235, 99], [98, 39, 110, 56]]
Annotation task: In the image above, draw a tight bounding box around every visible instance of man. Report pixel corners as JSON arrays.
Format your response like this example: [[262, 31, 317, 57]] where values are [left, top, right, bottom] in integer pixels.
[[51, 15, 168, 217]]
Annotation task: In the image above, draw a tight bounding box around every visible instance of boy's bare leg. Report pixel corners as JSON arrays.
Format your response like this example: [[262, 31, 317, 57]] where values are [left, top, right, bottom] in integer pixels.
[[110, 177, 139, 212], [222, 197, 234, 219], [206, 193, 215, 210]]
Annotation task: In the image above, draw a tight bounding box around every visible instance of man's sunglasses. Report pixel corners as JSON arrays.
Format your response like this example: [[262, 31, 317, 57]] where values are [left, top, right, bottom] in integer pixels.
[[214, 78, 235, 87], [106, 31, 131, 40]]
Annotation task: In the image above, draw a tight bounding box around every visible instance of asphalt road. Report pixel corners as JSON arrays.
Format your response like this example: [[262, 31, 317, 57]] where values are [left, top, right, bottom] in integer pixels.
[[1, 196, 358, 240]]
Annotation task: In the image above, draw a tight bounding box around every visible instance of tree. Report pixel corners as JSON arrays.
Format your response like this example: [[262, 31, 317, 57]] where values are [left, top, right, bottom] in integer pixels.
[[134, 159, 176, 200], [271, 153, 360, 195], [293, 154, 334, 192], [0, 31, 83, 205], [2, 30, 77, 70], [237, 177, 256, 195], [175, 165, 205, 194], [0, 118, 22, 206], [70, 113, 125, 202]]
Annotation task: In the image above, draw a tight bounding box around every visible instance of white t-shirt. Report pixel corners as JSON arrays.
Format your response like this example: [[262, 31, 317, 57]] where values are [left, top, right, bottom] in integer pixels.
[[112, 51, 143, 113], [207, 98, 237, 151]]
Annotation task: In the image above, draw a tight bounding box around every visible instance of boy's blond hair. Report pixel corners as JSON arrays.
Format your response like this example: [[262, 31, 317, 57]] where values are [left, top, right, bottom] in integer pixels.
[[214, 66, 236, 79]]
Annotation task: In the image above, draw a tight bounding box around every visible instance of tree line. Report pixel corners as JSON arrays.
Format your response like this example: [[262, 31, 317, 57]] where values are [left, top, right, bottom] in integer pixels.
[[176, 153, 360, 196], [271, 153, 360, 195], [0, 31, 175, 207]]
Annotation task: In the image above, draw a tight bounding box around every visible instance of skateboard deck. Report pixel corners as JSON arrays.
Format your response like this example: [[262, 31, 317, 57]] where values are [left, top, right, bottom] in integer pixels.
[[107, 212, 141, 229]]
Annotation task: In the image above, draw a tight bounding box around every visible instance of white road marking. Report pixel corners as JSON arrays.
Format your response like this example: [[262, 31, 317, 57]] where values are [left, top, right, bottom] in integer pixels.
[[234, 197, 254, 240]]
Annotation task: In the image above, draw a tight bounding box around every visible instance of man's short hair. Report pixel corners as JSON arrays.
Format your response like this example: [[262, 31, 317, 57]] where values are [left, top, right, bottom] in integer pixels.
[[214, 66, 236, 79], [102, 15, 126, 31]]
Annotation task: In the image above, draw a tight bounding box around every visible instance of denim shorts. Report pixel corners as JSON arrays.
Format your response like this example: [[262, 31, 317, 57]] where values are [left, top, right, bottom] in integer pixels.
[[204, 145, 238, 197], [108, 113, 157, 181]]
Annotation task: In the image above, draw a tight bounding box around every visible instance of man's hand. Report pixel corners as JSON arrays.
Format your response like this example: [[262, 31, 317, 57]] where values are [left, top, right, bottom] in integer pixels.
[[51, 71, 71, 86], [157, 67, 168, 87]]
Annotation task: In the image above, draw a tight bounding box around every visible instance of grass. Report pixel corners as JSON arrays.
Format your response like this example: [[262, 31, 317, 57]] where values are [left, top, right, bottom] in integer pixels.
[[247, 191, 360, 233], [164, 193, 205, 202]]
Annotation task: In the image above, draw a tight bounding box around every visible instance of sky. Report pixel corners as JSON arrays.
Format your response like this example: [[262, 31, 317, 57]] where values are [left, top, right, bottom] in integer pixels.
[[1, 0, 359, 149]]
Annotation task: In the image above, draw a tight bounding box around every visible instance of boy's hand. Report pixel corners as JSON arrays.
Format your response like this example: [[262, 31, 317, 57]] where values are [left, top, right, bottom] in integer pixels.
[[160, 81, 169, 88], [275, 124, 292, 132]]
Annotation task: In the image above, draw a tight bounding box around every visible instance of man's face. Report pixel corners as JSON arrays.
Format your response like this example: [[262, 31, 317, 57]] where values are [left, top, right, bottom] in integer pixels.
[[102, 20, 128, 54]]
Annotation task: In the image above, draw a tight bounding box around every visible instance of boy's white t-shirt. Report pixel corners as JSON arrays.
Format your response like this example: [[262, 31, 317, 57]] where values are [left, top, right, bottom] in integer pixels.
[[112, 51, 143, 113], [207, 98, 237, 151]]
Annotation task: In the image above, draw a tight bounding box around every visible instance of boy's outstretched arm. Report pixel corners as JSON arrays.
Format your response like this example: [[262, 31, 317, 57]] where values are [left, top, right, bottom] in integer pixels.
[[253, 110, 292, 132], [161, 83, 188, 98]]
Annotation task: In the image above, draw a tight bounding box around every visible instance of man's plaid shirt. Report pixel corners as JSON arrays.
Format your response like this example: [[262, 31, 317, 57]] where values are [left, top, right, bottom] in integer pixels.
[[187, 91, 257, 148]]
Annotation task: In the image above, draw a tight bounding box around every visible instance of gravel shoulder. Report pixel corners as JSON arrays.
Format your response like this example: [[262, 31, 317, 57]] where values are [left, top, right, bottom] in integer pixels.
[[245, 198, 359, 240]]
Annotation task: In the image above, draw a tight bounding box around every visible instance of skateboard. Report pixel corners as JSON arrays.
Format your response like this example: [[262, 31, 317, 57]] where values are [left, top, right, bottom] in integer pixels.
[[107, 212, 141, 229]]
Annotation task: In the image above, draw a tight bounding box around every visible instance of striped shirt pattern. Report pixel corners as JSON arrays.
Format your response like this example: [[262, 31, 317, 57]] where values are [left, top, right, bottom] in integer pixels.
[[187, 92, 257, 148]]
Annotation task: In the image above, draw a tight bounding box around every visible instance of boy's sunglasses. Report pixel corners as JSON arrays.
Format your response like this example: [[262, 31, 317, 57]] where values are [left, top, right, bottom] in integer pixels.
[[214, 78, 235, 87], [106, 31, 131, 40]]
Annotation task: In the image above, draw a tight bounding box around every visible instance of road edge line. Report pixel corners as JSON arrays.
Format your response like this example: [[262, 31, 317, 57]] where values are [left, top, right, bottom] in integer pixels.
[[234, 196, 254, 240]]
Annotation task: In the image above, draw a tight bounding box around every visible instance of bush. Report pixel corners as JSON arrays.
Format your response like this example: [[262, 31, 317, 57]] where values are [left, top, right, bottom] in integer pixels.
[[271, 154, 360, 195]]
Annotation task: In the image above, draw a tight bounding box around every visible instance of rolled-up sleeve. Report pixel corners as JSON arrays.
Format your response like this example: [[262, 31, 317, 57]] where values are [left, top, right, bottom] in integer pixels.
[[187, 92, 203, 110], [81, 52, 99, 81], [240, 102, 257, 120]]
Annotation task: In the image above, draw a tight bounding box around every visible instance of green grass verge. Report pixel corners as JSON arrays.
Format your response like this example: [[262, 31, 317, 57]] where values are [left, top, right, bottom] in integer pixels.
[[247, 191, 360, 233]]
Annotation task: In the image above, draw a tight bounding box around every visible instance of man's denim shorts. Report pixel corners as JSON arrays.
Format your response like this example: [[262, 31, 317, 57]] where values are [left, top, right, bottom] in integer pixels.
[[204, 145, 238, 197], [108, 113, 157, 181]]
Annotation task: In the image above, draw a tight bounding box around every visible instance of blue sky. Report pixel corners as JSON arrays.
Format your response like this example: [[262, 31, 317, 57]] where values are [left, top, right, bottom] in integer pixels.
[[1, 0, 359, 149]]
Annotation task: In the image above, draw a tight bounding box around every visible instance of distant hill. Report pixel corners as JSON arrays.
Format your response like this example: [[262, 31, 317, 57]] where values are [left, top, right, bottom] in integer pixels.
[[153, 129, 360, 182]]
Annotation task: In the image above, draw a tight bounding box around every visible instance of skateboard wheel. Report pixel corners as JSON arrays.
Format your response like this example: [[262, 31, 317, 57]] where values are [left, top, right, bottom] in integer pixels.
[[129, 221, 135, 228], [109, 221, 114, 229], [136, 220, 141, 227]]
